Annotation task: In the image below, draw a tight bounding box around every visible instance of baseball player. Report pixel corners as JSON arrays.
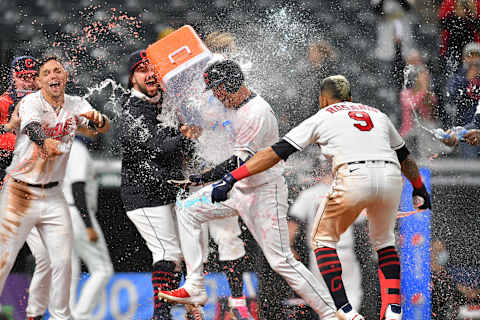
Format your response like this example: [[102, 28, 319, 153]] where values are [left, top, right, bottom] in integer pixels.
[[0, 56, 110, 320], [187, 31, 252, 319], [120, 50, 203, 320], [159, 60, 338, 320], [25, 136, 114, 320], [0, 56, 39, 181], [210, 75, 432, 320], [288, 172, 363, 312]]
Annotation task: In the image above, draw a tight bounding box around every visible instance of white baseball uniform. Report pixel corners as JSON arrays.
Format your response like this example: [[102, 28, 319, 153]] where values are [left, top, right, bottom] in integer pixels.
[[289, 182, 363, 310], [0, 91, 93, 320], [196, 86, 245, 262], [282, 101, 404, 250], [25, 139, 113, 320], [175, 94, 337, 319]]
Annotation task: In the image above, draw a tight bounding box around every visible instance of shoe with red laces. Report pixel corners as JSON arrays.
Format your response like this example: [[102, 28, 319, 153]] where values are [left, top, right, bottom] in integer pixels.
[[27, 316, 43, 320], [184, 304, 205, 320], [158, 286, 208, 306], [229, 296, 253, 320]]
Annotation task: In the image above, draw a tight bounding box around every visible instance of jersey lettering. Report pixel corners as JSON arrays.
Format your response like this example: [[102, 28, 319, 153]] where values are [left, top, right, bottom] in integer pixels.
[[348, 111, 374, 131]]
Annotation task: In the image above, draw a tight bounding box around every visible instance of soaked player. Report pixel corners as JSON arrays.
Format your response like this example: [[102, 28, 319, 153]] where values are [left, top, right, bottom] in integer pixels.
[[0, 56, 110, 320], [211, 75, 432, 320], [159, 60, 338, 320]]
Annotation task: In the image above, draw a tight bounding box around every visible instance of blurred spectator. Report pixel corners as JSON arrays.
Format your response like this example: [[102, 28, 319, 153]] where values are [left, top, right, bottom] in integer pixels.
[[445, 41, 480, 157], [438, 0, 480, 76], [400, 64, 443, 157], [292, 41, 338, 130], [373, 0, 416, 62], [431, 240, 465, 319]]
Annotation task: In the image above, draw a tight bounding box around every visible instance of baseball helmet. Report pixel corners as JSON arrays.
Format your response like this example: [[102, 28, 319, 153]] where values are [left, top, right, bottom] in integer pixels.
[[203, 59, 244, 93]]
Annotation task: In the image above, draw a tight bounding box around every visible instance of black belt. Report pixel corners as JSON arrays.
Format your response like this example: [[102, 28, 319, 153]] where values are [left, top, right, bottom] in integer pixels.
[[347, 160, 395, 165], [13, 178, 59, 189]]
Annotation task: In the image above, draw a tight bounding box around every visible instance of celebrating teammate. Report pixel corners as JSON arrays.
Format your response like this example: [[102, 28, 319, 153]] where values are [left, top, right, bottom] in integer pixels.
[[25, 135, 114, 320], [210, 75, 431, 320], [119, 50, 202, 320], [159, 60, 338, 319], [0, 56, 39, 181], [0, 56, 110, 320]]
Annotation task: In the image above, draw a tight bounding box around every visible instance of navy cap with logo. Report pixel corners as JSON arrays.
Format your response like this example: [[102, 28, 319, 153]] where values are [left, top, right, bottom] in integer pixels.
[[11, 56, 39, 75], [203, 60, 244, 93], [127, 49, 149, 88]]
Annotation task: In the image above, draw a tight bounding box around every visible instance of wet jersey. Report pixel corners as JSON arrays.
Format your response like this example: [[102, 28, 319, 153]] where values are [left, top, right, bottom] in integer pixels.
[[7, 91, 92, 184], [283, 102, 404, 171], [232, 94, 284, 187], [63, 140, 98, 213]]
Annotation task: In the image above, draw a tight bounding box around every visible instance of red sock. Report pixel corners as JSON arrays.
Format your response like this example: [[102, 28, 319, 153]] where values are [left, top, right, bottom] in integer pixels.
[[377, 247, 401, 319]]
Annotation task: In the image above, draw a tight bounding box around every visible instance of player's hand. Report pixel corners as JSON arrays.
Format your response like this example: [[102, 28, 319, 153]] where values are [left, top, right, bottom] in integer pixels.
[[412, 184, 432, 210], [180, 125, 202, 140], [6, 102, 21, 132], [441, 129, 459, 147], [463, 129, 480, 145], [86, 227, 99, 242], [43, 138, 63, 157], [211, 173, 236, 203], [189, 174, 204, 186], [80, 110, 105, 128]]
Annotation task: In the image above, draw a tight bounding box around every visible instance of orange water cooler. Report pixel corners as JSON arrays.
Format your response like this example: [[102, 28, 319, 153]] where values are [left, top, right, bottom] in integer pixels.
[[146, 25, 213, 125]]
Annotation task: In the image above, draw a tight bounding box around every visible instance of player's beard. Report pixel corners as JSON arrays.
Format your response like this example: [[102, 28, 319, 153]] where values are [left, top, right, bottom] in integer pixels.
[[139, 81, 159, 98]]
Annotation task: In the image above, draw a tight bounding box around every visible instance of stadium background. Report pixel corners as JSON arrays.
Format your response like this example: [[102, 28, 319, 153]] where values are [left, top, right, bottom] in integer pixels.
[[0, 0, 479, 319]]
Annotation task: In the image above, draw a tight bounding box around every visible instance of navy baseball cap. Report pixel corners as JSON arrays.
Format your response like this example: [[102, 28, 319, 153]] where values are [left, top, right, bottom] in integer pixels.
[[11, 56, 39, 75], [127, 49, 149, 88], [203, 59, 244, 92]]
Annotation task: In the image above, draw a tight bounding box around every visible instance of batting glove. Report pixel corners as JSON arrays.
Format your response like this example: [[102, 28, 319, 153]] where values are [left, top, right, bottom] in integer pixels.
[[211, 173, 236, 203], [412, 184, 432, 210]]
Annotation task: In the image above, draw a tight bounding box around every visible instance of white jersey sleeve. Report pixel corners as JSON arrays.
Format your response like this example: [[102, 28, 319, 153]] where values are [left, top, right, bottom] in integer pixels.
[[283, 114, 322, 151], [386, 115, 405, 150], [19, 94, 43, 131]]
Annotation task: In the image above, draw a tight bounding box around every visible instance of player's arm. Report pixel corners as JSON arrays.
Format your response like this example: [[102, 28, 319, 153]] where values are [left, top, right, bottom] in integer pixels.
[[210, 139, 297, 202], [24, 122, 62, 157], [396, 144, 431, 210], [81, 110, 111, 134]]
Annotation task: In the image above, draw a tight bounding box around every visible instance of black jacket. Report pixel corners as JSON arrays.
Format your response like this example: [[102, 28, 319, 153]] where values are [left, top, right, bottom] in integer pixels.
[[120, 94, 193, 211]]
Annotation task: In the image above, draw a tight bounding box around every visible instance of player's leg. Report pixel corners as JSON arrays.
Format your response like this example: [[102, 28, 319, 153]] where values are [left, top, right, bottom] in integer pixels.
[[159, 185, 238, 305], [366, 164, 403, 320], [25, 227, 51, 319], [127, 204, 183, 318], [69, 247, 81, 314], [237, 178, 337, 319], [37, 189, 73, 320], [0, 181, 41, 294], [208, 217, 252, 319], [69, 207, 113, 320], [310, 164, 368, 319]]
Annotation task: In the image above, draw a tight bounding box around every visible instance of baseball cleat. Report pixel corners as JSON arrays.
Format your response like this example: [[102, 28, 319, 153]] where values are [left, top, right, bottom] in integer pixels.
[[229, 296, 253, 320], [384, 304, 402, 320], [337, 308, 365, 320], [184, 304, 205, 320], [158, 287, 208, 306]]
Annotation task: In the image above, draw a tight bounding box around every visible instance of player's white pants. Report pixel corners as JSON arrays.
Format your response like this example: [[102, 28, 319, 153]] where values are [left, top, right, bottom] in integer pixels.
[[26, 206, 113, 320], [176, 177, 337, 319], [207, 217, 245, 261], [127, 204, 183, 267], [312, 161, 402, 250], [69, 206, 113, 320], [0, 180, 72, 320]]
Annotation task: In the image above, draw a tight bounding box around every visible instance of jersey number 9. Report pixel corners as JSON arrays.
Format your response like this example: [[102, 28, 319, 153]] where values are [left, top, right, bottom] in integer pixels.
[[348, 111, 374, 132]]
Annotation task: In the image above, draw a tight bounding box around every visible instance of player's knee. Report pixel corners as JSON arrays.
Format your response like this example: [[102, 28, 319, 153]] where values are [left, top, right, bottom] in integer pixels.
[[311, 238, 337, 250], [267, 253, 296, 274]]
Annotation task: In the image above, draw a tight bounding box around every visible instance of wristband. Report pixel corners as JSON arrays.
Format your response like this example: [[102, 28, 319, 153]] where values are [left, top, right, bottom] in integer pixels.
[[412, 175, 423, 189], [231, 165, 251, 181]]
